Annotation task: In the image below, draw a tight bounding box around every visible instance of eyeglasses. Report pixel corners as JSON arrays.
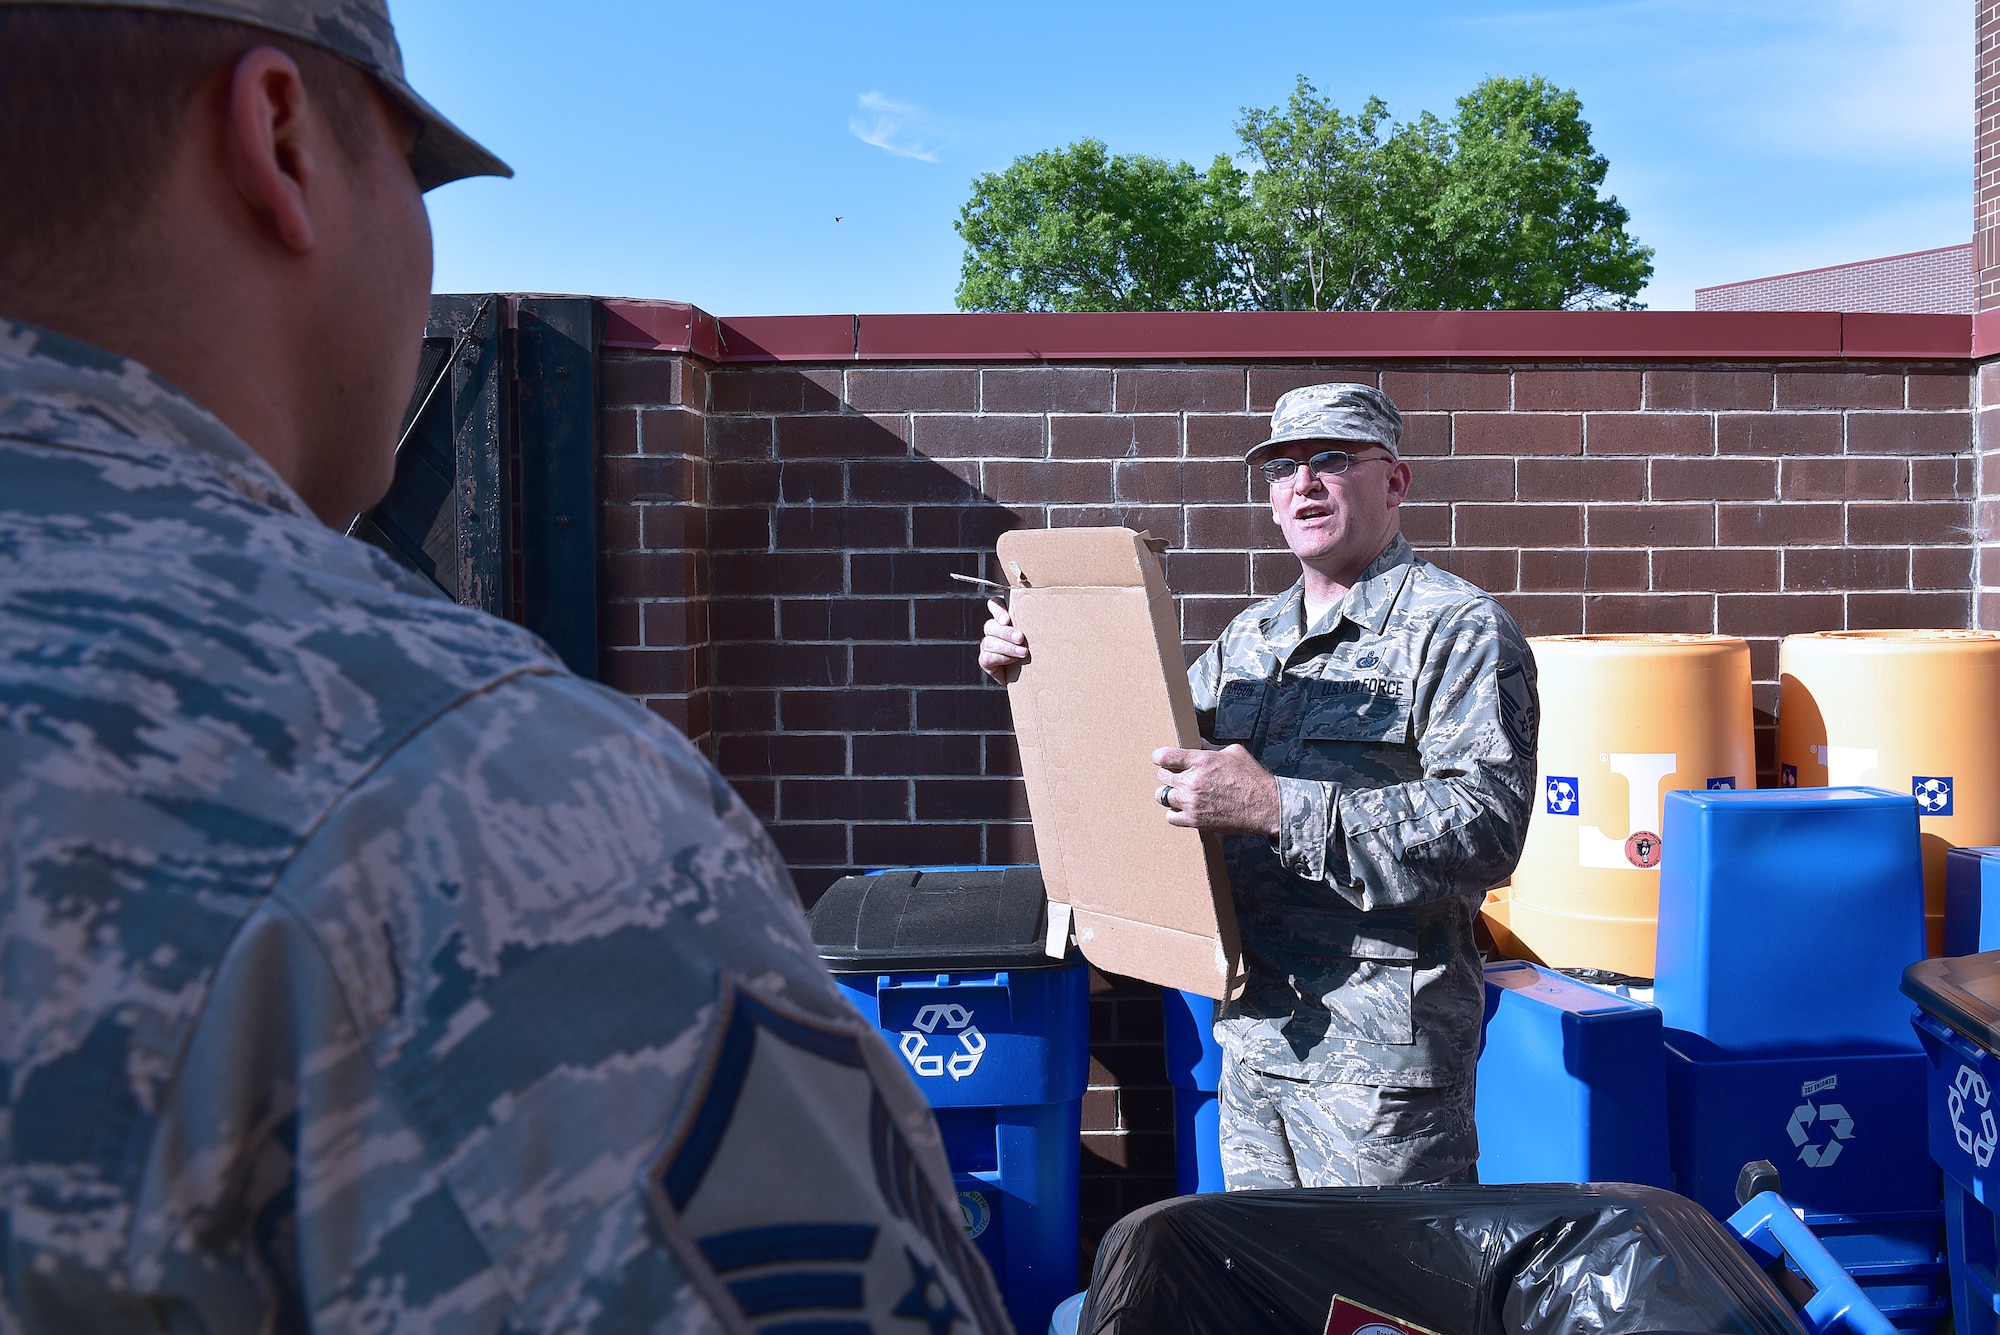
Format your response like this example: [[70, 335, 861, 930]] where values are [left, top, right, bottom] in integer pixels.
[[1257, 450, 1392, 486]]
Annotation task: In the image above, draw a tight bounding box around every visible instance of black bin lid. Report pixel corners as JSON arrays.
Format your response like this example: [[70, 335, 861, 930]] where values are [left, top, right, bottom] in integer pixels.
[[1904, 952, 2000, 1056], [807, 866, 1071, 973]]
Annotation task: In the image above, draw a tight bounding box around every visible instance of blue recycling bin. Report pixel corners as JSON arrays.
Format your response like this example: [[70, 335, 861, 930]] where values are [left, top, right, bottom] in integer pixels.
[[1162, 987, 1224, 1194], [1946, 847, 2000, 957], [1475, 961, 1671, 1186], [1656, 787, 1926, 1057], [809, 867, 1089, 1335], [1905, 952, 2000, 1335]]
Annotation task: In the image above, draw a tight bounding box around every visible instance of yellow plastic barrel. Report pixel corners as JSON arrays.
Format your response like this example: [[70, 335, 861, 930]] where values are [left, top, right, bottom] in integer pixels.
[[1777, 630, 2000, 957], [1508, 635, 1756, 978]]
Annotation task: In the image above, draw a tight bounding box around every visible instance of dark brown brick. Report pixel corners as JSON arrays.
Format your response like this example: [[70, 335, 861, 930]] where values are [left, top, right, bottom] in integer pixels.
[[781, 779, 908, 821], [712, 552, 844, 597], [1584, 593, 1714, 634], [781, 599, 908, 641], [603, 551, 698, 600], [913, 596, 987, 641], [718, 733, 848, 777], [853, 643, 980, 686], [1520, 548, 1647, 592], [640, 406, 704, 458], [783, 689, 911, 732], [1718, 593, 1844, 636], [600, 600, 641, 648], [601, 647, 698, 695], [910, 503, 1035, 551], [1451, 412, 1580, 457], [853, 822, 983, 869], [1783, 547, 1908, 591], [1848, 501, 1971, 545], [1911, 455, 1972, 500], [711, 368, 844, 413], [1252, 550, 1307, 592], [914, 688, 1012, 732], [600, 408, 639, 456], [1182, 596, 1246, 640], [1586, 503, 1715, 547], [1114, 459, 1248, 505], [1909, 372, 1972, 408], [707, 415, 772, 460], [1517, 457, 1645, 502], [1165, 550, 1249, 594], [1846, 592, 1973, 629], [1515, 369, 1641, 411], [981, 366, 1113, 413], [1846, 411, 1973, 456], [1187, 505, 1287, 549], [603, 456, 696, 504], [730, 779, 777, 823], [600, 355, 686, 408], [713, 688, 779, 732], [600, 505, 642, 552], [1458, 503, 1581, 546], [911, 414, 1044, 459], [1586, 413, 1713, 456], [985, 821, 1038, 864], [1913, 546, 1974, 589], [1185, 414, 1266, 458], [714, 641, 847, 688], [710, 599, 776, 642], [853, 734, 982, 776], [850, 458, 983, 505], [1781, 457, 1907, 501], [1400, 412, 1452, 457], [1114, 367, 1244, 412], [1495, 593, 1584, 635], [1426, 548, 1518, 591], [1050, 415, 1179, 458], [775, 507, 910, 550], [1382, 368, 1510, 410], [851, 552, 981, 596], [1776, 370, 1905, 409], [1248, 366, 1381, 410], [767, 823, 848, 865], [1644, 369, 1774, 411], [641, 599, 707, 648], [1410, 457, 1514, 502], [982, 460, 1114, 505], [1398, 503, 1451, 547], [1652, 548, 1778, 593], [845, 367, 978, 412], [1652, 457, 1776, 501], [914, 778, 1031, 821], [1718, 503, 1842, 546], [1049, 504, 1182, 536], [1716, 412, 1842, 456], [776, 413, 910, 459], [705, 506, 766, 550]]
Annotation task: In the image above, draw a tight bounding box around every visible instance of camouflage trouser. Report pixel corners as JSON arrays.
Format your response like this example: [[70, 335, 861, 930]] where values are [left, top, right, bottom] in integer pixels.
[[1217, 1058, 1479, 1190]]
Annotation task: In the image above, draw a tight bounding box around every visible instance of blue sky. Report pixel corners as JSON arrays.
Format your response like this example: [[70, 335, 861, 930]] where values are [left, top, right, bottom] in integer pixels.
[[397, 1, 1969, 315]]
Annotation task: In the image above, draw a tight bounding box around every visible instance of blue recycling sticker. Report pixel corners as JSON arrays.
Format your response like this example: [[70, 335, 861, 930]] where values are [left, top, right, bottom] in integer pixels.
[[1545, 776, 1579, 815], [1706, 777, 1736, 790], [958, 1190, 991, 1239], [1914, 776, 1955, 816], [1781, 764, 1798, 788]]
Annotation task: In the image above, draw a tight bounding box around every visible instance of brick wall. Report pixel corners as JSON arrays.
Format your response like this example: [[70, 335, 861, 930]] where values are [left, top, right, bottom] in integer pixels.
[[1697, 244, 1972, 315], [594, 337, 1974, 1263]]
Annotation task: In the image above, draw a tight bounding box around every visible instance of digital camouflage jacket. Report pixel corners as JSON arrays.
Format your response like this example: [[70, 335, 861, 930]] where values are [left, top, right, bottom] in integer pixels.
[[0, 320, 1010, 1335], [1188, 534, 1539, 1087]]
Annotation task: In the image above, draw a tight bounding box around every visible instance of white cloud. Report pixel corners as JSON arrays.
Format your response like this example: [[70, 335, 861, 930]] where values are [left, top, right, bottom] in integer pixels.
[[849, 90, 941, 162]]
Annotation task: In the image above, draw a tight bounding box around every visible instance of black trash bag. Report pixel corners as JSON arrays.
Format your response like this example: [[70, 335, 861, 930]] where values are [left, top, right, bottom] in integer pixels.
[[1079, 1184, 1805, 1335]]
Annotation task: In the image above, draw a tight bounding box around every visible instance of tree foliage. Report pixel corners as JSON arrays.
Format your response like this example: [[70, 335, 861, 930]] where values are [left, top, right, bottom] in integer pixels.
[[954, 76, 1654, 313]]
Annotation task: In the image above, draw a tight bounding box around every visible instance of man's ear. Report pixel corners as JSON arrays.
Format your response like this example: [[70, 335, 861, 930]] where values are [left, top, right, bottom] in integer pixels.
[[220, 46, 319, 254], [1385, 458, 1413, 508]]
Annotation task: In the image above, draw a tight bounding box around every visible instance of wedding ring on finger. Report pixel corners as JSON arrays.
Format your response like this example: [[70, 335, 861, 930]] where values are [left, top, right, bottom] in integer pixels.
[[1156, 785, 1175, 810]]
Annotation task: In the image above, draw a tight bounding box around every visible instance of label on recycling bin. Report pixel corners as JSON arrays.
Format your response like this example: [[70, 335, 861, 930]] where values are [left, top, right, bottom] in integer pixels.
[[1324, 1295, 1443, 1335]]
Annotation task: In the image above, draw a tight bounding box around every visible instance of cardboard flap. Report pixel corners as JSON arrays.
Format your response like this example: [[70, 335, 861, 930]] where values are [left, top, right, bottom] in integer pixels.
[[996, 526, 1246, 1000]]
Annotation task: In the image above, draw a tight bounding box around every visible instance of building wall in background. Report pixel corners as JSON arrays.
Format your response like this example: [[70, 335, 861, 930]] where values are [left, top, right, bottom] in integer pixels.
[[593, 331, 1974, 1263], [1696, 245, 1972, 314]]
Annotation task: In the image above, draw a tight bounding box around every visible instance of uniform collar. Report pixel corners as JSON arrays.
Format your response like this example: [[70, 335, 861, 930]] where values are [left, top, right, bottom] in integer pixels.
[[0, 317, 321, 523], [1258, 533, 1418, 644]]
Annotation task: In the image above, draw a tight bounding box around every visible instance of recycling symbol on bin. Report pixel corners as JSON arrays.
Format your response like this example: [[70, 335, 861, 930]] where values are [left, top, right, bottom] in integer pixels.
[[1950, 1063, 1999, 1169], [899, 1003, 986, 1081], [1786, 1078, 1855, 1168]]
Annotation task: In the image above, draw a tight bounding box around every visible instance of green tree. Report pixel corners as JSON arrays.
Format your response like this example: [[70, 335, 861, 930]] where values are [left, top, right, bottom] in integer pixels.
[[953, 139, 1232, 312], [953, 76, 1653, 313]]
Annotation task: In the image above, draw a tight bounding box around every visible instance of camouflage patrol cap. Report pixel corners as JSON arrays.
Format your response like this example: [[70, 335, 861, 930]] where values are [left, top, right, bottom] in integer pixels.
[[19, 0, 510, 191], [1247, 382, 1404, 467]]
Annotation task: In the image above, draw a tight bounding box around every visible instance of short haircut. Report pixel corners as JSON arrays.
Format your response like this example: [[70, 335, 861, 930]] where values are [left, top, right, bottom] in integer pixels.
[[0, 5, 379, 280]]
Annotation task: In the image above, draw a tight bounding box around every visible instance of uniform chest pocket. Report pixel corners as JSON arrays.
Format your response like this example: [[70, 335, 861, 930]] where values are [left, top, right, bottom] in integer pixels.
[[1213, 678, 1264, 742], [1301, 678, 1413, 744]]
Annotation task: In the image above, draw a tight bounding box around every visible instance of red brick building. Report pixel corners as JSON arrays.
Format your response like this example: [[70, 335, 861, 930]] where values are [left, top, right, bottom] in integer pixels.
[[1696, 244, 1972, 314]]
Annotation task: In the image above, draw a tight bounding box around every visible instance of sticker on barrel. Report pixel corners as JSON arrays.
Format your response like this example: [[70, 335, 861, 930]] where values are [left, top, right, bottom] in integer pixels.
[[1623, 831, 1662, 869], [1325, 1295, 1444, 1335]]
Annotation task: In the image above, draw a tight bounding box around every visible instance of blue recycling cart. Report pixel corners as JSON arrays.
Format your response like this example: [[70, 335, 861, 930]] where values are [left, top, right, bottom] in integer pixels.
[[809, 866, 1090, 1335], [1162, 987, 1225, 1194]]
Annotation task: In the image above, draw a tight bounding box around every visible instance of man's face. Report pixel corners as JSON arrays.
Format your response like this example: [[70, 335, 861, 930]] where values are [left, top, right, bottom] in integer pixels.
[[299, 84, 432, 525], [1264, 439, 1411, 575]]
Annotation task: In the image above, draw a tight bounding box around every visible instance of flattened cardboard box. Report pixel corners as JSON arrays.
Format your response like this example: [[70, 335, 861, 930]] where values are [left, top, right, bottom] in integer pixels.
[[995, 526, 1246, 1000]]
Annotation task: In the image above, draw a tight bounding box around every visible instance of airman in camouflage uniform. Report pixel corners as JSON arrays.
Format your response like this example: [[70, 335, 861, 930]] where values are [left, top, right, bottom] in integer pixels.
[[1, 3, 1011, 1332], [980, 383, 1539, 1191]]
